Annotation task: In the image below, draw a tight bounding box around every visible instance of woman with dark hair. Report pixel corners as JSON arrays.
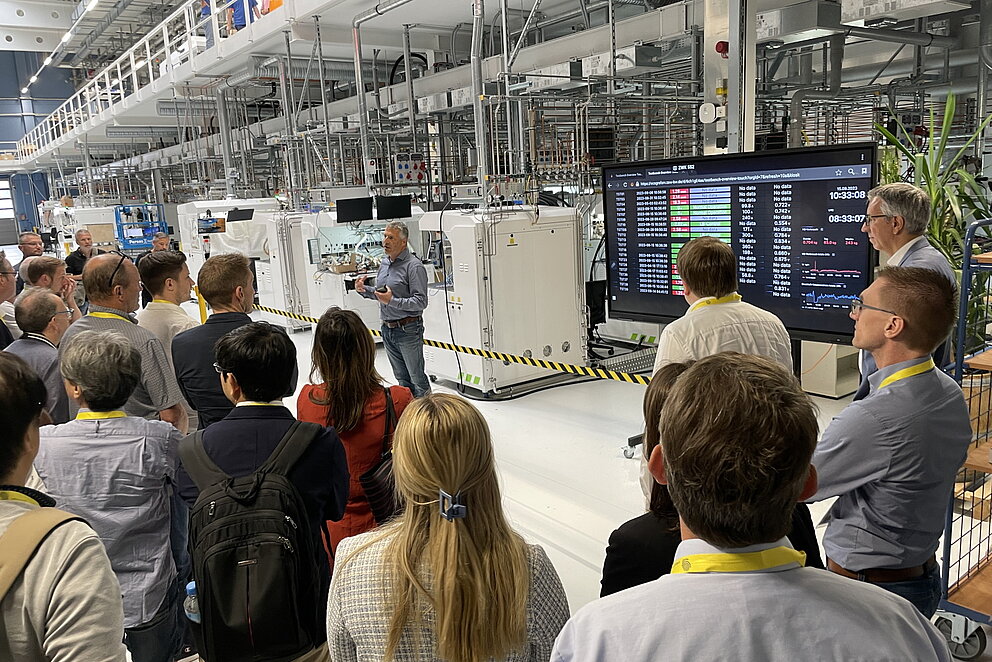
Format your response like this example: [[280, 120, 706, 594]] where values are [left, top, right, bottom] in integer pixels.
[[297, 307, 413, 555], [601, 361, 823, 597]]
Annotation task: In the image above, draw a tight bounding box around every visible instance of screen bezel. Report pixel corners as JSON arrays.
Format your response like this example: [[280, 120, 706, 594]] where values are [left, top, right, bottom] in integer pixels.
[[600, 142, 878, 344], [375, 194, 413, 220]]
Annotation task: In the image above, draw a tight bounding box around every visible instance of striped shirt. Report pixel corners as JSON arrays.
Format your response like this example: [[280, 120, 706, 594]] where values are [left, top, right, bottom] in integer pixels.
[[60, 304, 184, 419]]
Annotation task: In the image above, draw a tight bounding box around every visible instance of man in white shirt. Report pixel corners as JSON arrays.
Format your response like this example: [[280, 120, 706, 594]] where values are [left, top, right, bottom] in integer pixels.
[[551, 353, 951, 662], [652, 236, 792, 374], [136, 252, 201, 434]]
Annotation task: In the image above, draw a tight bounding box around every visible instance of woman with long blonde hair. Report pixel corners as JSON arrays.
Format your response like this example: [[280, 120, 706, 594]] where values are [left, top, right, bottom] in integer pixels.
[[326, 393, 569, 662]]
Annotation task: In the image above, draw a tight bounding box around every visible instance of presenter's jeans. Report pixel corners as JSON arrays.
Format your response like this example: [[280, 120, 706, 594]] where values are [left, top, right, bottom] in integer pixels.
[[382, 319, 431, 398]]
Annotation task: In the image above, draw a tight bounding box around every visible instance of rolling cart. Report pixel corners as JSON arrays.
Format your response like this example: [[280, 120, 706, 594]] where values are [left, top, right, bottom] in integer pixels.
[[941, 218, 992, 660]]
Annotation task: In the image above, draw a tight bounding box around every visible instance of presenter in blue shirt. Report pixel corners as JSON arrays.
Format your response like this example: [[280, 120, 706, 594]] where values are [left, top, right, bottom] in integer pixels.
[[356, 221, 431, 398], [809, 266, 971, 617]]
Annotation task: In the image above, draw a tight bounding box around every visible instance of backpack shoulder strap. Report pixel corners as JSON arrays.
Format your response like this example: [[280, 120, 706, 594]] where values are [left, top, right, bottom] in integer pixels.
[[0, 508, 86, 601], [178, 430, 232, 491], [260, 421, 325, 476]]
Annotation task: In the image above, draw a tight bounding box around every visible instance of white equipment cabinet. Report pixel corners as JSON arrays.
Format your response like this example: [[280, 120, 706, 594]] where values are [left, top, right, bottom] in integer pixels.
[[306, 270, 382, 333], [419, 206, 586, 394], [176, 198, 280, 276]]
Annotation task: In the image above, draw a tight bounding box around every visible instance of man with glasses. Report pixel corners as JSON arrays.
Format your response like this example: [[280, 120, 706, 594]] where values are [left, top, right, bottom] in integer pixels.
[[3, 290, 73, 423], [14, 232, 44, 295], [59, 253, 188, 433], [0, 251, 19, 346], [806, 266, 971, 617], [854, 182, 955, 400]]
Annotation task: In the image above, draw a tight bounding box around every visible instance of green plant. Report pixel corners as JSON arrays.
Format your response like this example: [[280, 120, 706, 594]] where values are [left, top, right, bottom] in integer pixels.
[[875, 94, 992, 270], [875, 94, 992, 357]]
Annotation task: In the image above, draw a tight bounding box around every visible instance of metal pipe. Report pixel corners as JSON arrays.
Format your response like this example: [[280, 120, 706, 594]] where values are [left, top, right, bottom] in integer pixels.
[[500, 0, 514, 176], [277, 53, 299, 209], [403, 25, 419, 154], [845, 25, 957, 50], [353, 0, 418, 188], [789, 34, 844, 147], [215, 89, 237, 198], [471, 0, 489, 193], [983, 0, 992, 71], [314, 16, 333, 186], [509, 0, 544, 68]]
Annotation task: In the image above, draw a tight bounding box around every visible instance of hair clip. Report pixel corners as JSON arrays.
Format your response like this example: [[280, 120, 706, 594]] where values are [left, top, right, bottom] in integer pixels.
[[439, 489, 467, 521]]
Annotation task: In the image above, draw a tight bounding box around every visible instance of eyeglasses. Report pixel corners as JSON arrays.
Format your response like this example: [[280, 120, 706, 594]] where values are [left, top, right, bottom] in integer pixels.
[[0, 271, 15, 276], [863, 214, 891, 226], [850, 297, 899, 317], [213, 362, 229, 374], [51, 308, 73, 319], [107, 251, 129, 288]]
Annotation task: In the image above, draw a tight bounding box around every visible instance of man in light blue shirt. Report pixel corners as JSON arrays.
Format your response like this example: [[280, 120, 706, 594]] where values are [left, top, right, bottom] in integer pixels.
[[36, 330, 185, 662], [551, 353, 950, 662], [809, 266, 971, 617], [355, 221, 431, 397]]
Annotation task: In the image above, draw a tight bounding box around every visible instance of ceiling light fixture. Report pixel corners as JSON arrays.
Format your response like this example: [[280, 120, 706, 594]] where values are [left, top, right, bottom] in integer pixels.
[[86, 0, 99, 10], [61, 31, 72, 43]]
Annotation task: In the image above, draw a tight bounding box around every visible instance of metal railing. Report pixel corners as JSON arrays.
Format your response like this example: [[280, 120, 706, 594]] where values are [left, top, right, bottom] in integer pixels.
[[15, 0, 270, 162]]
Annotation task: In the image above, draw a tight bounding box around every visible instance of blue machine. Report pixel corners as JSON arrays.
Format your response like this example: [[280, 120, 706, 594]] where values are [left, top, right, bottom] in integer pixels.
[[114, 203, 168, 251]]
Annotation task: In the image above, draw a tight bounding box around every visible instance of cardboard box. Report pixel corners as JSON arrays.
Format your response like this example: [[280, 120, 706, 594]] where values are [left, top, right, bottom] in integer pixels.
[[329, 253, 357, 274]]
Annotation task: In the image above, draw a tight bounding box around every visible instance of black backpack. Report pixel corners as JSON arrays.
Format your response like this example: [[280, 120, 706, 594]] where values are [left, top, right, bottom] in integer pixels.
[[179, 421, 325, 662]]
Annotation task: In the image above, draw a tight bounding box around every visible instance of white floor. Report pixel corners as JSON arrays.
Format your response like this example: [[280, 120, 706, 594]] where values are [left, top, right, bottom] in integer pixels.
[[251, 308, 846, 613]]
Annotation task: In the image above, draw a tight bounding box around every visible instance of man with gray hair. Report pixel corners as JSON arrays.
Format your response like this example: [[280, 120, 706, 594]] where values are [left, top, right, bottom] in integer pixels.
[[854, 182, 956, 399], [14, 231, 44, 295], [3, 289, 73, 423], [355, 220, 431, 397], [35, 330, 184, 662]]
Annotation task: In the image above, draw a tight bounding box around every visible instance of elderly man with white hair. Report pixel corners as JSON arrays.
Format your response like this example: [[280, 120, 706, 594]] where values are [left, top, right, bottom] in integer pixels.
[[354, 220, 431, 397]]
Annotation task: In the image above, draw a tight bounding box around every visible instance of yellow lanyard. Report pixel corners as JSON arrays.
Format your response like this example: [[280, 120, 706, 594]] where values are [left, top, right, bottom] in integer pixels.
[[0, 490, 40, 506], [88, 312, 131, 322], [75, 410, 127, 420], [151, 299, 176, 305], [236, 401, 284, 407], [671, 546, 806, 574], [689, 293, 743, 312], [878, 358, 936, 390]]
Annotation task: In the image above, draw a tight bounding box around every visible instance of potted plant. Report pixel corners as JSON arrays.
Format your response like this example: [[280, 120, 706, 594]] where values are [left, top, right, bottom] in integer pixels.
[[875, 94, 992, 361]]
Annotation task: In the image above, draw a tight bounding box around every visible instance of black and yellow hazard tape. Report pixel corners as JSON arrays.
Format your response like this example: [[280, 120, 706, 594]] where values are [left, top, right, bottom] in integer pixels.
[[251, 303, 649, 386]]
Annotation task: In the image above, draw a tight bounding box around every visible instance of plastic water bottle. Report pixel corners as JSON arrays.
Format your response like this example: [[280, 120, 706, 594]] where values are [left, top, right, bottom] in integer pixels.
[[183, 581, 201, 623]]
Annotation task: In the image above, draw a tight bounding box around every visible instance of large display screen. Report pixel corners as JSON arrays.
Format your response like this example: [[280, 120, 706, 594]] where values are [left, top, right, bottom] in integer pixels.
[[602, 144, 876, 343]]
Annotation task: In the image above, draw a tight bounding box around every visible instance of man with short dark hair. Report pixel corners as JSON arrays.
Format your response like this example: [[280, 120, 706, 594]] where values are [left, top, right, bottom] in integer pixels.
[[36, 331, 184, 662], [808, 266, 971, 617], [176, 322, 348, 660], [172, 252, 296, 428], [551, 353, 951, 662], [60, 253, 188, 433], [3, 289, 73, 423], [14, 232, 44, 295], [652, 236, 792, 374], [22, 256, 81, 323], [138, 251, 199, 429], [136, 232, 172, 308], [0, 352, 127, 662]]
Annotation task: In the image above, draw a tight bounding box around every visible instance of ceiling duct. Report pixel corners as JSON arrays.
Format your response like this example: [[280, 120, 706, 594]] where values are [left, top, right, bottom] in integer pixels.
[[104, 125, 180, 138]]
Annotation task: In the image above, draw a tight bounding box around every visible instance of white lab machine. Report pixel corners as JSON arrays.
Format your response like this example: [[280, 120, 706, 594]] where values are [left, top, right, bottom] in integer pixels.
[[419, 206, 586, 395]]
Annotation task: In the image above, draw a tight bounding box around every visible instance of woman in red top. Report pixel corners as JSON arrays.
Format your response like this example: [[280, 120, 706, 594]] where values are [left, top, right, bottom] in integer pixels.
[[297, 307, 413, 555]]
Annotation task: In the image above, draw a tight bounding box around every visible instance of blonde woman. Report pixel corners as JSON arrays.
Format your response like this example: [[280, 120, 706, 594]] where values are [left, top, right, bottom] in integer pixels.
[[326, 394, 570, 662]]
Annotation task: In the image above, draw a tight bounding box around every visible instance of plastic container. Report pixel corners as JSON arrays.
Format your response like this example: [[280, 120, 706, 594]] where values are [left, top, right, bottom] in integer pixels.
[[183, 581, 201, 624]]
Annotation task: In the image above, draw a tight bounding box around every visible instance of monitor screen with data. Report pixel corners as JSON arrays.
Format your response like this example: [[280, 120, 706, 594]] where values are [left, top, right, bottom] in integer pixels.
[[602, 143, 876, 343]]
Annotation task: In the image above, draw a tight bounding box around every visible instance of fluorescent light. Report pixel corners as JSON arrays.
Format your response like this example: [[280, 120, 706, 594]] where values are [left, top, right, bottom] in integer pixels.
[[21, 87, 28, 94], [44, 56, 52, 65], [86, 0, 99, 10], [30, 75, 37, 83], [61, 32, 72, 43]]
